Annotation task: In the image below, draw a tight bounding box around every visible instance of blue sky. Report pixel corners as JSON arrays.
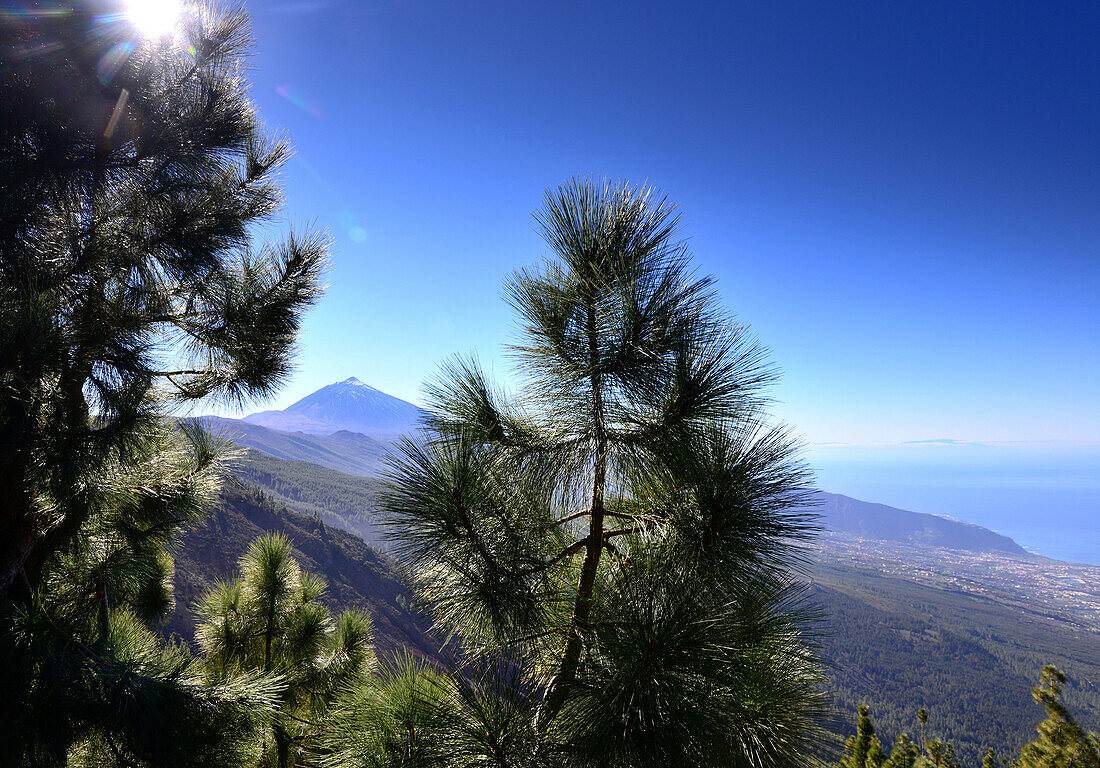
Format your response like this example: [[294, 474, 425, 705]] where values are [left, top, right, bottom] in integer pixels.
[[233, 0, 1099, 448]]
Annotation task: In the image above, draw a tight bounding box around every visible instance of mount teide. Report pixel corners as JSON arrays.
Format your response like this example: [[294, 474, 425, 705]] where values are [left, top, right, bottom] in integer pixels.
[[243, 377, 423, 438]]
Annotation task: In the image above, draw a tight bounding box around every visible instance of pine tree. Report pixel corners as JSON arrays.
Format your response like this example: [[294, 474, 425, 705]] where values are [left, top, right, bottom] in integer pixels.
[[942, 743, 959, 768], [927, 739, 946, 768], [840, 705, 887, 768], [363, 179, 829, 767], [1016, 666, 1100, 768], [835, 707, 964, 768], [0, 1, 325, 763], [885, 734, 921, 768], [196, 534, 373, 768]]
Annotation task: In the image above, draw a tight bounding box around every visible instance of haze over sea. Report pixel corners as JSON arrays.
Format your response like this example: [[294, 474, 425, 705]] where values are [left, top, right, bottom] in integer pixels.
[[809, 442, 1100, 565]]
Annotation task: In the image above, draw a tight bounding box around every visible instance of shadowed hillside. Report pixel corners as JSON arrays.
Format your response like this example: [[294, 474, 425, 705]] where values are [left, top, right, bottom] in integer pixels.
[[166, 485, 442, 663]]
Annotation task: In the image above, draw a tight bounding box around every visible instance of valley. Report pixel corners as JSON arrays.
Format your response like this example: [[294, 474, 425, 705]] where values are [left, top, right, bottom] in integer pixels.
[[189, 378, 1100, 763]]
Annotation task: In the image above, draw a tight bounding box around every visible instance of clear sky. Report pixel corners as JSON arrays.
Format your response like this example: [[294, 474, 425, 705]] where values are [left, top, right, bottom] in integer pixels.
[[234, 0, 1099, 448]]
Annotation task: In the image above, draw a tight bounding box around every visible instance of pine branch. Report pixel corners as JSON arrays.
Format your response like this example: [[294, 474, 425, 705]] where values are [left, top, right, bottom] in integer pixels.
[[602, 527, 639, 540]]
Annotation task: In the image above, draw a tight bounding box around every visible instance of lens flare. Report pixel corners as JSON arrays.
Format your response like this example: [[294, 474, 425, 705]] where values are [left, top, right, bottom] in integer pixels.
[[97, 42, 134, 85], [125, 0, 181, 37], [276, 85, 324, 118]]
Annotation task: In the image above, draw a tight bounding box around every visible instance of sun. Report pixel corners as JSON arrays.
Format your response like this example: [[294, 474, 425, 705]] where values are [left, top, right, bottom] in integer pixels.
[[125, 0, 182, 37]]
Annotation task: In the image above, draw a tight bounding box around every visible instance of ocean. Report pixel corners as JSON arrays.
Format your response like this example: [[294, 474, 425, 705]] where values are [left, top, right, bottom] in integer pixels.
[[808, 443, 1100, 565]]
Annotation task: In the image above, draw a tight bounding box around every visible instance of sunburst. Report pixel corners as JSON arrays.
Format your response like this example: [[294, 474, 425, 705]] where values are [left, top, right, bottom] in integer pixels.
[[125, 0, 181, 37]]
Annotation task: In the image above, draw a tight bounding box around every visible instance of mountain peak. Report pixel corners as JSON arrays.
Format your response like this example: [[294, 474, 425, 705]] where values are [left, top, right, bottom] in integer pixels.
[[242, 379, 422, 438]]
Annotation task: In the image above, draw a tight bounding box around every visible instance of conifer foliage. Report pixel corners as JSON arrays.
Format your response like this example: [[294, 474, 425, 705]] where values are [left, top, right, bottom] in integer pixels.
[[837, 706, 960, 768], [837, 671, 1100, 768], [368, 179, 830, 768], [1017, 667, 1100, 768], [0, 1, 326, 764], [196, 533, 372, 768], [839, 705, 886, 768]]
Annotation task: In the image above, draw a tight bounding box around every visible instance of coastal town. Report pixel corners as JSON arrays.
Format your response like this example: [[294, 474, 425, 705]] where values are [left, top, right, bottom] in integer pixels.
[[815, 533, 1100, 631]]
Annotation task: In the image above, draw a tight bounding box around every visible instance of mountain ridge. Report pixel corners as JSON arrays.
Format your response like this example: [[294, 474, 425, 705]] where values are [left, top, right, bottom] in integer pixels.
[[813, 491, 1028, 555], [210, 379, 1033, 558], [193, 415, 389, 477]]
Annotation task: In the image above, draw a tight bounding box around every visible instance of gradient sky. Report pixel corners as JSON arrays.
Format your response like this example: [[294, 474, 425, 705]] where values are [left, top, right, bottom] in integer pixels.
[[228, 0, 1099, 448]]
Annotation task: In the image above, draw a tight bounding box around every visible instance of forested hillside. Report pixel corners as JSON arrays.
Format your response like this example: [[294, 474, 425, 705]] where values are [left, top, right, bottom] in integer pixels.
[[230, 449, 386, 546], [202, 435, 1100, 766], [165, 472, 1100, 767], [814, 561, 1100, 764]]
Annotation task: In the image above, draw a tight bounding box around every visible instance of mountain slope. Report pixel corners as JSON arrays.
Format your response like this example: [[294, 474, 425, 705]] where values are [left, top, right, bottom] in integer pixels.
[[164, 463, 1099, 765], [243, 377, 423, 438], [813, 558, 1100, 764], [166, 483, 1100, 766], [196, 415, 389, 477], [231, 448, 386, 547], [814, 491, 1028, 555], [236, 450, 1028, 560], [166, 485, 442, 662], [218, 382, 1032, 561]]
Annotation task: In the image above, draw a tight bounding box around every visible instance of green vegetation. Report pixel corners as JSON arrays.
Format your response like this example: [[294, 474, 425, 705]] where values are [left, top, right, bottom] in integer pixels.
[[372, 179, 830, 767], [167, 483, 443, 662], [176, 482, 1100, 768], [193, 453, 1100, 768], [3, 1, 1094, 766], [196, 534, 372, 768], [232, 449, 386, 546], [0, 1, 325, 763], [835, 667, 1100, 768], [1018, 667, 1100, 768], [814, 562, 1100, 764]]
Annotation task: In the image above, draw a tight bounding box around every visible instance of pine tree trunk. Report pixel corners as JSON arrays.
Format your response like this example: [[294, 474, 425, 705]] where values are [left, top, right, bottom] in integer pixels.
[[0, 493, 37, 599], [274, 722, 291, 768], [540, 300, 606, 723], [20, 361, 93, 591]]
